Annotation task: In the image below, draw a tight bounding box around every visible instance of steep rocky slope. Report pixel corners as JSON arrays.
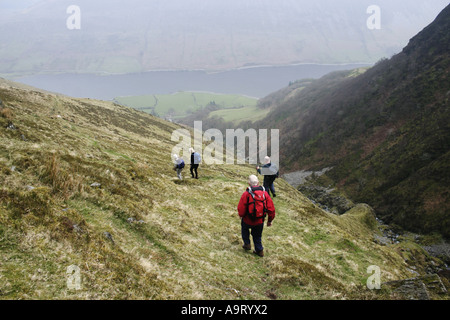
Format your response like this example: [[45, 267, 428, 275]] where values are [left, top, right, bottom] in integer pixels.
[[255, 5, 450, 238]]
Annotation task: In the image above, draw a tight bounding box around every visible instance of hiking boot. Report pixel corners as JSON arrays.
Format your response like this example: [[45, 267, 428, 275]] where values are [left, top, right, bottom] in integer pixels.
[[242, 244, 251, 251], [253, 250, 264, 257]]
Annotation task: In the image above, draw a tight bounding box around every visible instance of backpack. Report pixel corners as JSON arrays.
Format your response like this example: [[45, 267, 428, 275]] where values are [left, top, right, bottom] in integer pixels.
[[260, 163, 279, 178], [193, 152, 202, 164], [246, 186, 268, 220], [178, 159, 185, 169]]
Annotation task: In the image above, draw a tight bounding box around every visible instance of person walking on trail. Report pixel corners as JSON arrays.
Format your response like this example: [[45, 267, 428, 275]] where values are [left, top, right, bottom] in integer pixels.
[[238, 175, 276, 257], [257, 156, 279, 198], [172, 154, 185, 180], [189, 148, 201, 179]]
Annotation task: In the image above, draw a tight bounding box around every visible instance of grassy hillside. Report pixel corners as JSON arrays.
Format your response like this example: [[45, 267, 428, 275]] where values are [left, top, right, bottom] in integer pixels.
[[0, 79, 447, 300], [254, 5, 450, 238]]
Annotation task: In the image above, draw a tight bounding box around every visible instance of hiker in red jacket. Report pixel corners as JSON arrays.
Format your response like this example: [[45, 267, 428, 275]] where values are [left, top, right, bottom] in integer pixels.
[[238, 175, 276, 257]]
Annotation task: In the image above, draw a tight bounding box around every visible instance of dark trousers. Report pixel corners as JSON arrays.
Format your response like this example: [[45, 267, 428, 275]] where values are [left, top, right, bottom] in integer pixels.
[[241, 220, 264, 252], [190, 164, 199, 178], [263, 180, 276, 197]]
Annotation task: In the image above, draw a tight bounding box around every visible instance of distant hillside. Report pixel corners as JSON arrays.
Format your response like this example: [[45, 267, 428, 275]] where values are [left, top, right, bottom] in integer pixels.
[[255, 5, 450, 238], [0, 0, 448, 75], [1, 79, 448, 300]]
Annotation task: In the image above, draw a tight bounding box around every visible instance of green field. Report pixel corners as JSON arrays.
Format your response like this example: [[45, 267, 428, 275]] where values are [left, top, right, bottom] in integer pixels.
[[115, 92, 258, 120], [208, 105, 271, 124]]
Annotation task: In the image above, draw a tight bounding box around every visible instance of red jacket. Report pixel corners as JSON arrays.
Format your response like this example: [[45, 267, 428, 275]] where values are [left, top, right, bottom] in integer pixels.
[[238, 186, 276, 226]]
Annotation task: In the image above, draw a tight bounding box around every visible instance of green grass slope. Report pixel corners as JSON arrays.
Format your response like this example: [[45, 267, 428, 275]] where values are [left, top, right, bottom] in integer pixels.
[[0, 80, 446, 300]]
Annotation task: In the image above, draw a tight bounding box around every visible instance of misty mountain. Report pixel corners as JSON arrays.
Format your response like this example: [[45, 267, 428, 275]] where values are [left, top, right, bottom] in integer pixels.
[[254, 4, 450, 237], [0, 0, 448, 75]]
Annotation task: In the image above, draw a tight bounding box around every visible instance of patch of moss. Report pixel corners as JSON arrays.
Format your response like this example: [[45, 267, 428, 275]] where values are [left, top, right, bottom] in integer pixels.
[[6, 187, 54, 219]]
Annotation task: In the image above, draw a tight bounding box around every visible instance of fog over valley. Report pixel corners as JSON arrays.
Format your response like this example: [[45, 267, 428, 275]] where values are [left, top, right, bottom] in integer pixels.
[[0, 0, 448, 75]]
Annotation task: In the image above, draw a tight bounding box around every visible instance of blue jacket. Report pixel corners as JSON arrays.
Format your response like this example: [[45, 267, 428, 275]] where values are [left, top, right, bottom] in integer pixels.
[[175, 158, 185, 169]]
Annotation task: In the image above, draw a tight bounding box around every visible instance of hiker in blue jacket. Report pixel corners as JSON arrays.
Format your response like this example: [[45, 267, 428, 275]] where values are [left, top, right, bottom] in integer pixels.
[[257, 156, 279, 198], [189, 148, 201, 179], [172, 154, 185, 180]]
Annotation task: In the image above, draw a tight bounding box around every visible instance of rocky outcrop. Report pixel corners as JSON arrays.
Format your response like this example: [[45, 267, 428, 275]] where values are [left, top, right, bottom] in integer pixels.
[[384, 274, 448, 300], [423, 242, 450, 264], [297, 184, 355, 215], [282, 168, 332, 188]]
